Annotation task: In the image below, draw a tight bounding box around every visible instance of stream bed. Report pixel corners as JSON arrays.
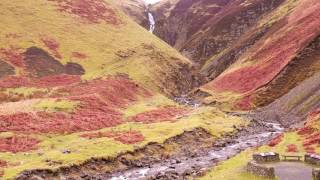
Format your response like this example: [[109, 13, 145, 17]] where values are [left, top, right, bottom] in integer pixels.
[[108, 122, 284, 180]]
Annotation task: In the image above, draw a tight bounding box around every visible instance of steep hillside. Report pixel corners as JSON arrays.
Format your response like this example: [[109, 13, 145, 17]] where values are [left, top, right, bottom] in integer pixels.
[[0, 0, 198, 97], [0, 0, 245, 179], [152, 0, 285, 63], [148, 0, 320, 122], [200, 0, 320, 113]]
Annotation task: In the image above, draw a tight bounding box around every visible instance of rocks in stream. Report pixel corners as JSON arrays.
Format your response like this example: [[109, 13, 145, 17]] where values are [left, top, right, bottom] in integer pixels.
[[150, 171, 180, 180]]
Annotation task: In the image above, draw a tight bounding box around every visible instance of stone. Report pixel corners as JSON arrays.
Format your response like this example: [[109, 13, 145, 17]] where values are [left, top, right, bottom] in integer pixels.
[[305, 154, 320, 166], [313, 168, 320, 180], [252, 152, 279, 163], [247, 161, 275, 178], [62, 149, 71, 154]]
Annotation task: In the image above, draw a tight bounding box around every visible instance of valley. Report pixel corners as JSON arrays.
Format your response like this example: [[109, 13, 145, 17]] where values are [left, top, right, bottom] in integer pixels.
[[0, 0, 319, 179]]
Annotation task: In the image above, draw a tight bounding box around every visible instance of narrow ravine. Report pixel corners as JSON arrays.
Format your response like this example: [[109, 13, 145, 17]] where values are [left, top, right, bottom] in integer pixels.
[[106, 120, 284, 180]]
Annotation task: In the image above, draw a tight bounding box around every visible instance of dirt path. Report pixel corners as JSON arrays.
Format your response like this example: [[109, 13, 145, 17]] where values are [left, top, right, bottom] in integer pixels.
[[273, 162, 312, 180]]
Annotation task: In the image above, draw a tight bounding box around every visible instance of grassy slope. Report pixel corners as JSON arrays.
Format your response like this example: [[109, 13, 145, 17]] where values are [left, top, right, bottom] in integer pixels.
[[0, 0, 246, 179], [0, 0, 191, 91]]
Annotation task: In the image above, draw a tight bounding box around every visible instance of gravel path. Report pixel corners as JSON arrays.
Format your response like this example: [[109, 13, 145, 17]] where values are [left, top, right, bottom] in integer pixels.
[[273, 162, 312, 180]]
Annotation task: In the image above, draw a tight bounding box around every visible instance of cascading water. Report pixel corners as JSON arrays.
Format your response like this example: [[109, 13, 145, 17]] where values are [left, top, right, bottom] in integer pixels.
[[148, 11, 155, 33]]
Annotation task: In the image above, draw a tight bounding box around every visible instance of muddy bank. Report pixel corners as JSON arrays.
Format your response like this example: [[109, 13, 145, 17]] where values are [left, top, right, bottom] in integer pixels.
[[15, 116, 283, 180]]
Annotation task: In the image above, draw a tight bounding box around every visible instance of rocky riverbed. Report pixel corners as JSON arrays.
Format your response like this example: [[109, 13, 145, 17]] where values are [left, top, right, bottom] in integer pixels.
[[106, 120, 284, 180]]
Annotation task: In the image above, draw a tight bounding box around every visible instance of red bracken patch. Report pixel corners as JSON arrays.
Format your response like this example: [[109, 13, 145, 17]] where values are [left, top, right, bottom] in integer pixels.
[[234, 95, 253, 110], [297, 126, 315, 135], [304, 146, 315, 153], [114, 131, 144, 144], [64, 76, 152, 108], [286, 144, 298, 153], [309, 108, 320, 118], [128, 107, 189, 124], [303, 133, 320, 147], [0, 74, 81, 88], [72, 52, 87, 59], [0, 160, 7, 168], [81, 130, 144, 144], [0, 76, 29, 88], [33, 74, 81, 88], [49, 0, 121, 24], [206, 60, 288, 94], [0, 76, 153, 134], [268, 134, 283, 147], [0, 47, 25, 68], [40, 36, 62, 59], [0, 136, 40, 153], [0, 97, 123, 134], [297, 109, 320, 147]]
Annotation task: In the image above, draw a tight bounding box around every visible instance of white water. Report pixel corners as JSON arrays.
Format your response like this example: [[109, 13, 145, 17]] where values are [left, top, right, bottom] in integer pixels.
[[144, 0, 161, 4], [148, 12, 155, 33]]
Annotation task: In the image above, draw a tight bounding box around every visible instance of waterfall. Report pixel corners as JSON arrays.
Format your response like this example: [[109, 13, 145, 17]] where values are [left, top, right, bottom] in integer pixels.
[[148, 12, 155, 33]]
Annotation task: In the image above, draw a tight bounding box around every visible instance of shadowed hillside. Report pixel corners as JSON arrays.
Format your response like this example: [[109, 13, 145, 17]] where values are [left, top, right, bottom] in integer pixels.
[[149, 0, 319, 120], [199, 0, 320, 114]]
